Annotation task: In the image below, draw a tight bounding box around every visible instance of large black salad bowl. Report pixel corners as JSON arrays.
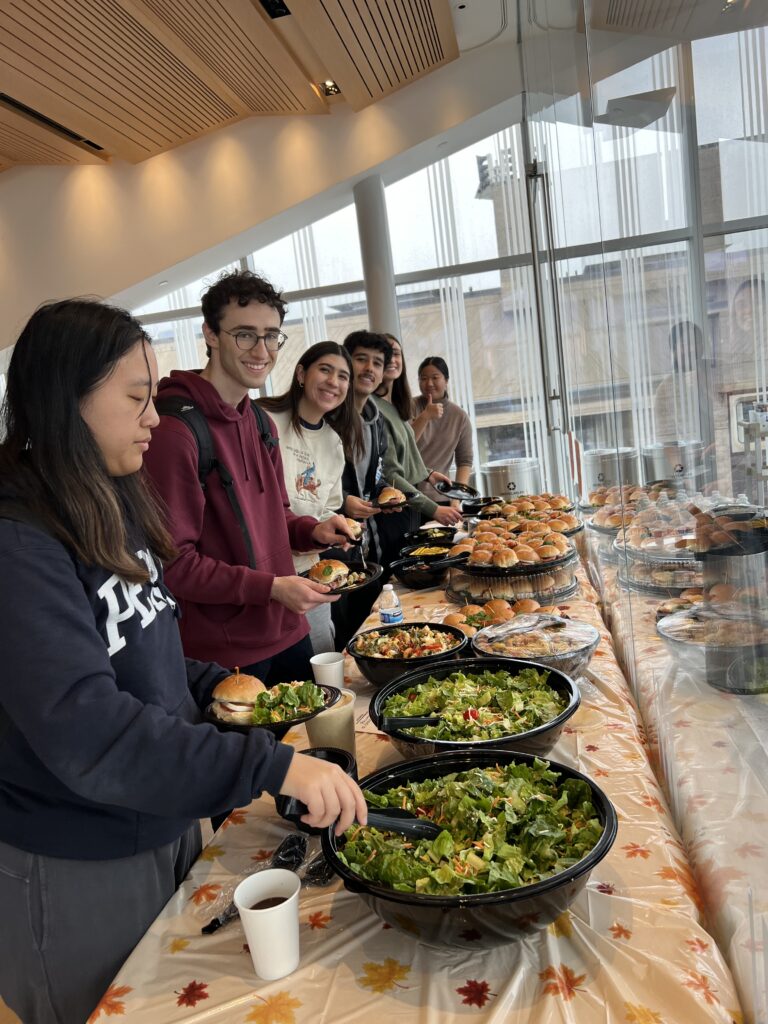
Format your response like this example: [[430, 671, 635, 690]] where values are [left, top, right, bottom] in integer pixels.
[[321, 749, 617, 948], [347, 621, 469, 688], [369, 657, 579, 758]]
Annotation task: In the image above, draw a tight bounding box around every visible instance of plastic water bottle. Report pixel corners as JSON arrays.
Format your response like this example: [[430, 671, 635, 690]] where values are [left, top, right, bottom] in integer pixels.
[[378, 584, 403, 625]]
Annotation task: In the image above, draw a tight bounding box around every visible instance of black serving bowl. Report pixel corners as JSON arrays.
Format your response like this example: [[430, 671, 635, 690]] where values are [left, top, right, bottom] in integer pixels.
[[276, 746, 358, 834], [390, 557, 450, 591], [399, 541, 454, 562], [369, 657, 579, 758], [204, 683, 340, 740], [321, 749, 617, 948], [402, 526, 457, 545], [347, 621, 469, 688]]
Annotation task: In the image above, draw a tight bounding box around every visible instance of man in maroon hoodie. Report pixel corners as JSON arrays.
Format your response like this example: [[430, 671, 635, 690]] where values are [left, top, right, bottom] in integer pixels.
[[143, 270, 353, 682]]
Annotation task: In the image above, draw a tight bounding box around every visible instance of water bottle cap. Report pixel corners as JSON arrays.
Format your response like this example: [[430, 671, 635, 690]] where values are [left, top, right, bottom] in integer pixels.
[[383, 583, 393, 591]]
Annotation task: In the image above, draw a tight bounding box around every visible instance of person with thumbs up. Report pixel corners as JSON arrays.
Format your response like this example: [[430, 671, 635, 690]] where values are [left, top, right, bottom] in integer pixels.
[[412, 356, 474, 503]]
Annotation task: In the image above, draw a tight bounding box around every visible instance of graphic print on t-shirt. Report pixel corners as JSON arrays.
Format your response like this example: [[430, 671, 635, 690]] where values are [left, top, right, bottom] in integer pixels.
[[97, 548, 176, 657], [289, 443, 322, 501]]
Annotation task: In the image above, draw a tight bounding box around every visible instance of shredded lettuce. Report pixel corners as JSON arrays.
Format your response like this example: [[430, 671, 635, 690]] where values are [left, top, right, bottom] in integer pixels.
[[338, 760, 604, 895], [251, 681, 324, 724]]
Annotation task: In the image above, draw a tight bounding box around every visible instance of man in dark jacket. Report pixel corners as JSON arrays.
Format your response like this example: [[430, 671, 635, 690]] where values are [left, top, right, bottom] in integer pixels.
[[144, 270, 354, 681], [332, 331, 394, 647]]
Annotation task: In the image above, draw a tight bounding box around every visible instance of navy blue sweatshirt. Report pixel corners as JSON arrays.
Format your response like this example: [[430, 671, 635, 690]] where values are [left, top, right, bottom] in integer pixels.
[[0, 516, 294, 860]]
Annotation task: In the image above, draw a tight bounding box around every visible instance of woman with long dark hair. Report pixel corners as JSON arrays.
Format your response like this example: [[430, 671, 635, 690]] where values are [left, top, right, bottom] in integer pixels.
[[259, 341, 362, 651], [412, 355, 474, 502], [0, 300, 365, 1024], [374, 333, 462, 564]]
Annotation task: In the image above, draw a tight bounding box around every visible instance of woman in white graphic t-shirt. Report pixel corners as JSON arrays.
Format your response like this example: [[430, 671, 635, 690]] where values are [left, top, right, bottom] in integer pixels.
[[259, 342, 362, 652]]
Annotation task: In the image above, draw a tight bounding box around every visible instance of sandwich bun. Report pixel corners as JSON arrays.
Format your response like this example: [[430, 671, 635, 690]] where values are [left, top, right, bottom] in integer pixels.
[[443, 612, 467, 627], [512, 598, 540, 614], [483, 599, 513, 616], [458, 604, 485, 616], [211, 669, 267, 725], [344, 517, 363, 540], [308, 559, 350, 588], [378, 486, 406, 505]]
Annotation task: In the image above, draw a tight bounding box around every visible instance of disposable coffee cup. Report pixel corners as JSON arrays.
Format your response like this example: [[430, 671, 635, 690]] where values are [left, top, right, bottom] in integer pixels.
[[233, 869, 301, 980], [305, 688, 357, 756], [310, 651, 345, 687]]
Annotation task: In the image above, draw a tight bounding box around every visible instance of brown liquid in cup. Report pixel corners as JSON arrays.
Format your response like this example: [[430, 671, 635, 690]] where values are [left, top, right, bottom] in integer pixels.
[[249, 895, 287, 911]]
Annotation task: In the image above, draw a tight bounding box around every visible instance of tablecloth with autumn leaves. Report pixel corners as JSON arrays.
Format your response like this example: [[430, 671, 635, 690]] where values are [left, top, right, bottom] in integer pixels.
[[600, 564, 768, 1022], [94, 568, 745, 1024]]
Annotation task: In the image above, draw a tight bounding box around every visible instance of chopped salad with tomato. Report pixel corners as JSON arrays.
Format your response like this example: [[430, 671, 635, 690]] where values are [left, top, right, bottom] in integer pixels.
[[382, 667, 565, 740], [354, 625, 461, 659]]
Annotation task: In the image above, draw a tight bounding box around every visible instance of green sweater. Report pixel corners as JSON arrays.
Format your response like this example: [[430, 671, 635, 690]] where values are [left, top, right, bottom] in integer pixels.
[[374, 395, 438, 518]]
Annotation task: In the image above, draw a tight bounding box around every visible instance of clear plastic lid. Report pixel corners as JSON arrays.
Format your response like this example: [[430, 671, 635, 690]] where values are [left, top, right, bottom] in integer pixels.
[[656, 607, 768, 647], [472, 613, 600, 659]]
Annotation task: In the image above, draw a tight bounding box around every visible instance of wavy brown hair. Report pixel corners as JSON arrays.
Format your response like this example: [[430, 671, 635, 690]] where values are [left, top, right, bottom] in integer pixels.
[[380, 333, 413, 421], [259, 341, 363, 459], [0, 299, 175, 583]]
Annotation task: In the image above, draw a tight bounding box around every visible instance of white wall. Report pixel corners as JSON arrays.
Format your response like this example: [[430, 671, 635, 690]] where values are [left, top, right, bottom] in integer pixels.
[[0, 43, 522, 349]]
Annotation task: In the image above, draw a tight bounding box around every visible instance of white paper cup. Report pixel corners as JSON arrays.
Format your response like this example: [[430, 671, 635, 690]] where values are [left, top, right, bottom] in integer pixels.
[[310, 651, 345, 687], [305, 688, 357, 756], [233, 869, 301, 981]]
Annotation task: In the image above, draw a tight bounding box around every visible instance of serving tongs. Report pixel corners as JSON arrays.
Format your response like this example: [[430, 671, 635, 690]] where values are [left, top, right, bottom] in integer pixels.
[[381, 713, 443, 730], [363, 807, 442, 840]]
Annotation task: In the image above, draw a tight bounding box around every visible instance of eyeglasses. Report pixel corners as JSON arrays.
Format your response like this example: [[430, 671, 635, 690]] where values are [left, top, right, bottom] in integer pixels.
[[219, 328, 287, 352]]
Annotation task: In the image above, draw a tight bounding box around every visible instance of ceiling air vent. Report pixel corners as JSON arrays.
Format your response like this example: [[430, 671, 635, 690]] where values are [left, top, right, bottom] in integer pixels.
[[0, 94, 104, 151]]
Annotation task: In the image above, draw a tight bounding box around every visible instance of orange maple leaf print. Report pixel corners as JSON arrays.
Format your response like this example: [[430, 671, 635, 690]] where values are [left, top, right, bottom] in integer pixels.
[[685, 937, 710, 953], [251, 849, 274, 862], [189, 882, 221, 905], [682, 970, 719, 1005], [624, 1003, 663, 1024], [358, 958, 411, 993], [199, 845, 225, 862], [622, 843, 651, 859], [87, 984, 132, 1021], [221, 808, 247, 829], [657, 857, 704, 912], [610, 922, 631, 940], [168, 938, 190, 954], [307, 911, 331, 929], [539, 964, 586, 1001], [246, 991, 302, 1023], [176, 980, 209, 1008], [640, 793, 664, 812]]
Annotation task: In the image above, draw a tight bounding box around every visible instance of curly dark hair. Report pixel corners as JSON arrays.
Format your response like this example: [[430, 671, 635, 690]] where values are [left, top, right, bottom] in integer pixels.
[[201, 270, 286, 356]]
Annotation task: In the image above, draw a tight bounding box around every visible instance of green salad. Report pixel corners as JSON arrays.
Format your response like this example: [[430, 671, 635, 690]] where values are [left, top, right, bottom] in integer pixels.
[[251, 681, 325, 725], [382, 667, 566, 739], [339, 760, 604, 895]]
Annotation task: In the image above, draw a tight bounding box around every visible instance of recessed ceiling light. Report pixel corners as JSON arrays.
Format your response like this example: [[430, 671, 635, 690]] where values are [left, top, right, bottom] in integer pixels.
[[319, 79, 341, 97], [158, 280, 168, 286]]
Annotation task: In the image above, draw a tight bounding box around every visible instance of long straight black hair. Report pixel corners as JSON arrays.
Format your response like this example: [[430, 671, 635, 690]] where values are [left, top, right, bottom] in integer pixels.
[[0, 298, 175, 583], [259, 341, 363, 459]]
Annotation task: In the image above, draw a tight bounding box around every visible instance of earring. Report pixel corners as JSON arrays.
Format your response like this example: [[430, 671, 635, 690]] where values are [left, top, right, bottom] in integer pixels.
[[299, 381, 304, 389]]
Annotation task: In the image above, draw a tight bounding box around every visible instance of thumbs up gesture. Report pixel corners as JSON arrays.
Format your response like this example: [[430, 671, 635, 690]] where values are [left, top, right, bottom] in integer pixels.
[[424, 393, 444, 420]]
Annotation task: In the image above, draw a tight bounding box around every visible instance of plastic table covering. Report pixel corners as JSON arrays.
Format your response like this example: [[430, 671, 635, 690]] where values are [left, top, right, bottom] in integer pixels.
[[602, 564, 768, 1023], [96, 568, 744, 1024]]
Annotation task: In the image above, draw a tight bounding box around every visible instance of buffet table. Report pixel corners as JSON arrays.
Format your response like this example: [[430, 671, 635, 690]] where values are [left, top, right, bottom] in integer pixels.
[[602, 564, 768, 1023], [97, 569, 744, 1024]]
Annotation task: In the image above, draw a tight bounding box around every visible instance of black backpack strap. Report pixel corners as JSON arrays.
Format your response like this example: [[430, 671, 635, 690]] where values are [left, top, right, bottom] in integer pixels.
[[250, 400, 279, 449], [154, 396, 216, 487], [155, 395, 257, 569]]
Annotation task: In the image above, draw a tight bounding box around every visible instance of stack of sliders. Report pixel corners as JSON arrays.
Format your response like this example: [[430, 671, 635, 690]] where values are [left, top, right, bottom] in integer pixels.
[[441, 598, 559, 637]]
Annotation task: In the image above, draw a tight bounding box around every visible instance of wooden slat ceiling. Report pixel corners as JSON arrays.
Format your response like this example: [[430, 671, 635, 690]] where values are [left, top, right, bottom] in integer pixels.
[[0, 0, 457, 170], [288, 0, 459, 111]]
